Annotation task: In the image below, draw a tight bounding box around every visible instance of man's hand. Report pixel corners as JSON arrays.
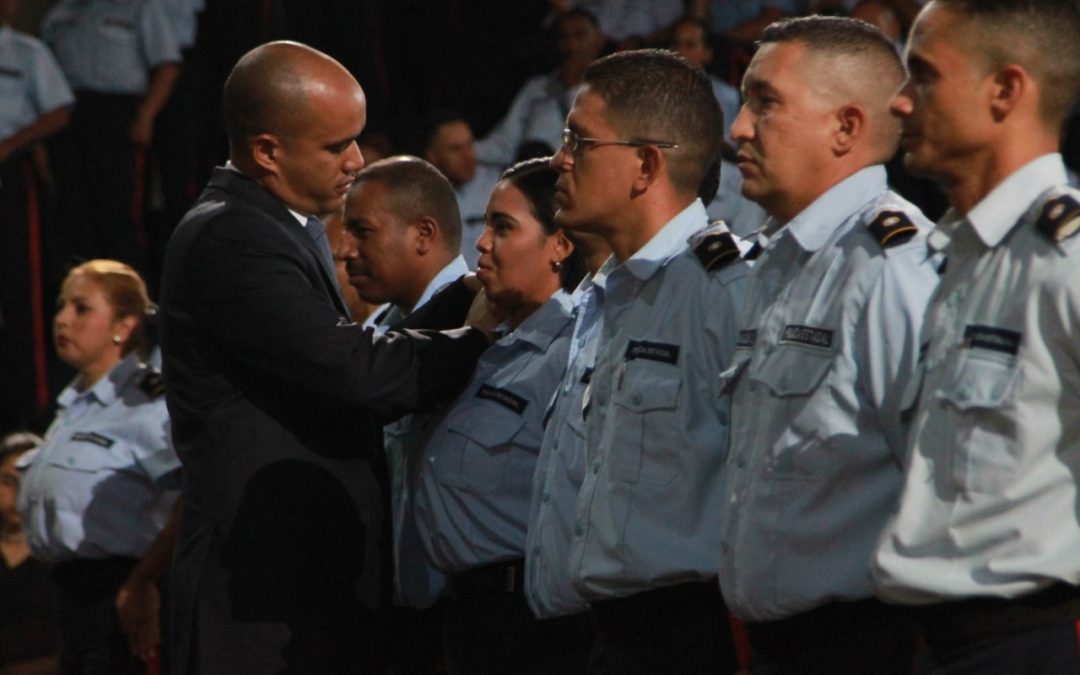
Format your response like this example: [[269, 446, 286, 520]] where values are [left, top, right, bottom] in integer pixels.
[[463, 275, 505, 342], [115, 576, 161, 662], [129, 113, 154, 147]]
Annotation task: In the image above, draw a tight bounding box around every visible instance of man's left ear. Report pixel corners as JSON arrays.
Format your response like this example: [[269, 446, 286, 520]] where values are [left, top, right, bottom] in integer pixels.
[[834, 103, 866, 155], [989, 65, 1028, 122], [413, 216, 438, 255]]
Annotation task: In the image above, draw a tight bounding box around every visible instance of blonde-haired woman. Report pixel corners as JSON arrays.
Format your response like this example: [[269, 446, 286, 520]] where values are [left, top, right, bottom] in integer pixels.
[[17, 260, 180, 675]]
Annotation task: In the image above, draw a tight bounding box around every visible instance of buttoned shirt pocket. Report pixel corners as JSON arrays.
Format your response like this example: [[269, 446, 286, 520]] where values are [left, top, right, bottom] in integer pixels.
[[434, 406, 525, 495], [935, 350, 1021, 493], [610, 361, 683, 486], [42, 445, 135, 532], [751, 345, 836, 479]]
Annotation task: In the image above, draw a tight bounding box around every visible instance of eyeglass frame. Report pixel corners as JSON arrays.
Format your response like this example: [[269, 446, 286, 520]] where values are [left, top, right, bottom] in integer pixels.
[[560, 128, 679, 155]]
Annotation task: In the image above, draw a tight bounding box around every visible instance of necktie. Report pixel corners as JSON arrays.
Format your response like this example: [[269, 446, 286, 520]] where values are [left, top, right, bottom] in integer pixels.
[[305, 216, 338, 280]]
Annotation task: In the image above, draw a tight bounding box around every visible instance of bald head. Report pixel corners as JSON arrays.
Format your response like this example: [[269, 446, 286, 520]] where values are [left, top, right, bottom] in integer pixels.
[[760, 17, 906, 163], [224, 41, 364, 160]]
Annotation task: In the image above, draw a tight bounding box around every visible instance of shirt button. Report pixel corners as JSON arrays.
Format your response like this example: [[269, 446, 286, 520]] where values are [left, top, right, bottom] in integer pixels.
[[574, 522, 584, 536], [736, 457, 746, 469], [532, 547, 541, 557], [592, 461, 601, 474], [956, 385, 972, 401], [631, 393, 643, 406], [542, 492, 551, 503], [66, 457, 75, 466], [717, 411, 728, 426]]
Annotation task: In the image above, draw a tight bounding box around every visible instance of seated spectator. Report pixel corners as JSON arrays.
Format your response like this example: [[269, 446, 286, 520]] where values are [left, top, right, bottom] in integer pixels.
[[424, 113, 501, 268], [414, 158, 588, 674], [475, 9, 604, 170], [0, 432, 59, 675], [550, 0, 683, 48], [687, 0, 801, 45], [670, 17, 741, 141], [17, 260, 181, 675]]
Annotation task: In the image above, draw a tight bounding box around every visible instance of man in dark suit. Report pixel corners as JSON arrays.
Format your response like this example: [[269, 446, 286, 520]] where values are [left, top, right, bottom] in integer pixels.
[[158, 42, 491, 675]]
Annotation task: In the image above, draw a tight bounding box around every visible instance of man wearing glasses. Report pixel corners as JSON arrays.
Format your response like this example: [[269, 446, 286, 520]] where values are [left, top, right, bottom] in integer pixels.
[[549, 48, 748, 673]]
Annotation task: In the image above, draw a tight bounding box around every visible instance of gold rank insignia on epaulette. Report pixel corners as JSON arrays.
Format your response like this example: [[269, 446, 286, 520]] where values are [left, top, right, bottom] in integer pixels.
[[693, 230, 741, 271], [1036, 193, 1080, 242], [867, 210, 919, 248], [140, 370, 166, 398]]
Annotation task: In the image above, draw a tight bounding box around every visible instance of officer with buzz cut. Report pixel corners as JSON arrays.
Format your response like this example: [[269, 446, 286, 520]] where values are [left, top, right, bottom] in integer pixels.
[[717, 16, 939, 674]]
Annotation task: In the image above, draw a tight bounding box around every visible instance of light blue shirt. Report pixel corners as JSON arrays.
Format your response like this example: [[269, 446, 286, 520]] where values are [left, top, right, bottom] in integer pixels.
[[0, 26, 74, 142], [381, 254, 469, 608], [17, 354, 180, 563], [42, 0, 181, 95], [874, 154, 1080, 603], [717, 165, 939, 622], [568, 200, 749, 600], [525, 277, 603, 619], [368, 255, 469, 334], [476, 72, 576, 170], [415, 291, 575, 574], [162, 0, 204, 49], [710, 74, 741, 143], [456, 165, 502, 269], [709, 0, 800, 33]]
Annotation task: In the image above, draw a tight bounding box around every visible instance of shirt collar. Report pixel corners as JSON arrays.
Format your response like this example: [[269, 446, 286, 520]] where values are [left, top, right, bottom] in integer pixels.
[[771, 165, 887, 253], [601, 199, 710, 283], [495, 290, 574, 352], [57, 353, 143, 409], [964, 153, 1067, 248], [412, 256, 468, 314]]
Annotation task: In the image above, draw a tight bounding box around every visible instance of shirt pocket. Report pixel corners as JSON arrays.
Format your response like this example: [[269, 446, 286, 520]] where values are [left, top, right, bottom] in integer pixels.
[[609, 360, 682, 486], [43, 444, 131, 515], [934, 350, 1021, 493], [750, 344, 836, 479], [434, 406, 525, 495]]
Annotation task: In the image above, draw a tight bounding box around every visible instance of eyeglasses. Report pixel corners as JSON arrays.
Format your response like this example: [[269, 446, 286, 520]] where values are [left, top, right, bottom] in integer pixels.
[[560, 128, 679, 155]]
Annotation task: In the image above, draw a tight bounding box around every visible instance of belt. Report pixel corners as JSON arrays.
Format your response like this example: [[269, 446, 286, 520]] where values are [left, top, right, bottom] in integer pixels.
[[448, 559, 525, 596], [920, 582, 1080, 647], [590, 580, 725, 635], [743, 598, 917, 657]]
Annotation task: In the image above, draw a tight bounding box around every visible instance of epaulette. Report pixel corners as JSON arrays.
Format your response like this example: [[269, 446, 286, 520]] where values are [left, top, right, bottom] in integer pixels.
[[867, 210, 919, 248], [140, 369, 166, 398], [691, 222, 741, 272], [1035, 192, 1080, 243]]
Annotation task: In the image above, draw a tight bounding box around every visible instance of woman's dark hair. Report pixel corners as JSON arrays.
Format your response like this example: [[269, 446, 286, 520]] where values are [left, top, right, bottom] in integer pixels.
[[499, 157, 586, 291]]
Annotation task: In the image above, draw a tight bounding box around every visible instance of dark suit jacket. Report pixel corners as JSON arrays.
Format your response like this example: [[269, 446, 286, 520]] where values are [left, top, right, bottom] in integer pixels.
[[159, 168, 488, 674]]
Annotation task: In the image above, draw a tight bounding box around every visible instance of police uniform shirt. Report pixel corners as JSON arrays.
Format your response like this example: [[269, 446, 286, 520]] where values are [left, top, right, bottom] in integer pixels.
[[161, 0, 204, 50], [455, 167, 501, 270], [524, 277, 603, 619], [42, 0, 181, 95], [570, 0, 683, 42], [383, 253, 470, 608], [716, 165, 939, 622], [708, 0, 800, 33], [415, 291, 575, 574], [368, 255, 469, 334], [0, 25, 74, 142], [17, 353, 180, 563], [874, 153, 1080, 604], [475, 73, 578, 170], [568, 200, 749, 601]]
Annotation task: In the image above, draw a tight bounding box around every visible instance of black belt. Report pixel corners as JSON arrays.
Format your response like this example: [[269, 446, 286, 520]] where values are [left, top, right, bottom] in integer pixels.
[[920, 582, 1080, 647], [743, 598, 917, 657], [590, 580, 725, 636], [448, 558, 525, 596]]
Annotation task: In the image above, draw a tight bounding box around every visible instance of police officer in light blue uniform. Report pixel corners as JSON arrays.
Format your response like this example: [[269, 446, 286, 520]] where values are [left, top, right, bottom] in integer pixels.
[[0, 0, 75, 433], [717, 18, 939, 674], [414, 158, 588, 674], [17, 259, 180, 675], [42, 0, 181, 272]]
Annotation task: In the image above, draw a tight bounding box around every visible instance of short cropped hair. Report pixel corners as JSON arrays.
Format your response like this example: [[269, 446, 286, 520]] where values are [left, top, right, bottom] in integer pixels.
[[760, 15, 905, 88], [353, 155, 463, 253], [500, 157, 586, 292], [582, 49, 723, 196], [932, 0, 1080, 127]]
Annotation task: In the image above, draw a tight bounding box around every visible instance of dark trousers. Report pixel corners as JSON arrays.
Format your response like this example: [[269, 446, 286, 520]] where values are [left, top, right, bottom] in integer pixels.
[[51, 557, 145, 675], [49, 91, 145, 274], [588, 581, 737, 675], [917, 583, 1080, 674], [444, 559, 594, 675], [743, 598, 918, 675]]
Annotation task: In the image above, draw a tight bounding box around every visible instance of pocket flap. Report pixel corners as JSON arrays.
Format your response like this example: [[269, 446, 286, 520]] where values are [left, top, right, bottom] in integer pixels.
[[936, 353, 1019, 410], [614, 362, 682, 413], [751, 345, 833, 397], [445, 405, 526, 449]]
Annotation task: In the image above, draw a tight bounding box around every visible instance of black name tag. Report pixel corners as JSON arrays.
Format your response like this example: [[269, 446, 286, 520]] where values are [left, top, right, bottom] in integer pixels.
[[624, 340, 679, 365], [736, 329, 757, 348], [963, 325, 1021, 355], [780, 325, 833, 349], [71, 431, 115, 448], [476, 384, 528, 415]]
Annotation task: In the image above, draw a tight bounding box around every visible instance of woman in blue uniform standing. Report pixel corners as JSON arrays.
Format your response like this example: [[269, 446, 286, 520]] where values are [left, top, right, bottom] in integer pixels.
[[17, 259, 181, 675], [413, 157, 589, 674]]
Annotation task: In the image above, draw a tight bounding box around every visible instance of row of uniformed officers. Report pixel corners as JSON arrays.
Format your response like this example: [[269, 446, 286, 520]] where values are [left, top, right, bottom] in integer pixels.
[[11, 2, 1080, 675]]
